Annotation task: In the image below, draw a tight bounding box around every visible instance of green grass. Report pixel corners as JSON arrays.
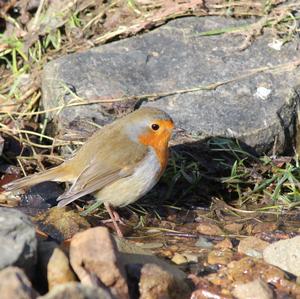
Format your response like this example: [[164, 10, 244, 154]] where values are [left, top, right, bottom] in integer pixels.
[[218, 141, 300, 210], [136, 137, 300, 215]]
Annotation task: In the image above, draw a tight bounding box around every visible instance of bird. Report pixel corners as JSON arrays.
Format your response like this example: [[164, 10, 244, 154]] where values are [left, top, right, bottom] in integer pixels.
[[4, 107, 174, 237]]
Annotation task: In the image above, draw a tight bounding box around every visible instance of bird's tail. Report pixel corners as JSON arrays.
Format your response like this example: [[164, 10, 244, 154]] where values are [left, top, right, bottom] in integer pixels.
[[3, 164, 69, 192]]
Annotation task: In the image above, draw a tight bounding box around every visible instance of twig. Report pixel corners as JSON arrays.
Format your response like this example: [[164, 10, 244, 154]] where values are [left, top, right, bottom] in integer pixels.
[[0, 123, 58, 142], [30, 0, 46, 32], [164, 232, 198, 238], [0, 129, 80, 149]]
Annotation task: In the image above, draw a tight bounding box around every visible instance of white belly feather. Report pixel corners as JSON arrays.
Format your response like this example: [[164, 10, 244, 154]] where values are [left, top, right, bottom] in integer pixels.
[[95, 147, 161, 207]]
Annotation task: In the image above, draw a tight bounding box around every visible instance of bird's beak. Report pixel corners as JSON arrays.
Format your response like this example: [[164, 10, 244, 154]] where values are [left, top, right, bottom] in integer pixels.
[[166, 119, 174, 131], [166, 120, 175, 140]]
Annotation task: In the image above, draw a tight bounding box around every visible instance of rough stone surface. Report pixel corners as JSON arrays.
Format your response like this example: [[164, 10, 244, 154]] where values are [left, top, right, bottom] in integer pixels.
[[238, 236, 269, 258], [224, 223, 244, 234], [263, 236, 300, 276], [115, 236, 191, 297], [171, 253, 187, 265], [38, 241, 76, 290], [207, 249, 233, 265], [21, 182, 64, 209], [39, 282, 112, 299], [42, 16, 300, 154], [0, 207, 37, 275], [195, 236, 213, 248], [227, 257, 285, 283], [196, 222, 224, 236], [214, 238, 232, 249], [70, 227, 129, 299], [139, 263, 189, 299], [115, 236, 190, 284], [232, 278, 273, 299], [0, 267, 38, 299]]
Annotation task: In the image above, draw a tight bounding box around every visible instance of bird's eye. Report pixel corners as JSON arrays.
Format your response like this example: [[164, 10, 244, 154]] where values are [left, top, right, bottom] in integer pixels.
[[151, 123, 160, 131]]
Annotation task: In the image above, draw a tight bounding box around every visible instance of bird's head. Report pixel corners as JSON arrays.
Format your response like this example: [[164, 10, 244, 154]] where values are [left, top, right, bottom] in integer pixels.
[[123, 107, 174, 150]]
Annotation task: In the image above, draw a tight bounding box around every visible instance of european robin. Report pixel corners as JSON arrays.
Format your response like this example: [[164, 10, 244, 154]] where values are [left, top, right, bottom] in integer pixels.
[[4, 107, 174, 236]]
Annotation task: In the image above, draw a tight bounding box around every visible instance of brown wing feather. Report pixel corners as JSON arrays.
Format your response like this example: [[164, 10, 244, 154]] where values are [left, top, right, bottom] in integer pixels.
[[56, 168, 131, 207]]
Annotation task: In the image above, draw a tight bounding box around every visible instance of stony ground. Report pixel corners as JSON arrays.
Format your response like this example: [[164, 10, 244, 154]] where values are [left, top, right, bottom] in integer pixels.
[[1, 1, 300, 299]]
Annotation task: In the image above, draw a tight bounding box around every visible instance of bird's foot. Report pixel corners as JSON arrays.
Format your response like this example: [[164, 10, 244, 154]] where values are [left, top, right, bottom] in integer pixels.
[[80, 201, 124, 237], [102, 210, 126, 225]]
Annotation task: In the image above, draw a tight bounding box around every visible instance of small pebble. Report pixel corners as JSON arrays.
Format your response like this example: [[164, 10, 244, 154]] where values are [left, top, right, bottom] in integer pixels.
[[196, 223, 224, 236], [214, 238, 233, 249], [195, 237, 213, 249], [238, 236, 269, 258], [171, 253, 187, 265], [207, 249, 233, 265], [182, 253, 199, 263]]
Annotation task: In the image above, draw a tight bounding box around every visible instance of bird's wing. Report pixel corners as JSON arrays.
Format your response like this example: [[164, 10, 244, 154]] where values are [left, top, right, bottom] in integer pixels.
[[56, 166, 133, 207], [57, 132, 148, 207]]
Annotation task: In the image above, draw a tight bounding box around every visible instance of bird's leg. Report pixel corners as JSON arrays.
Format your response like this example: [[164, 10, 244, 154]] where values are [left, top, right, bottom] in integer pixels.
[[80, 200, 124, 237], [104, 202, 123, 237], [108, 209, 126, 226], [80, 200, 103, 216]]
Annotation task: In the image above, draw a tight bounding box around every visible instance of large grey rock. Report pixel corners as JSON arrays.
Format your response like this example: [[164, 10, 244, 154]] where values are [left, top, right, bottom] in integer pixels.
[[263, 236, 300, 276], [0, 208, 37, 275], [42, 16, 300, 154]]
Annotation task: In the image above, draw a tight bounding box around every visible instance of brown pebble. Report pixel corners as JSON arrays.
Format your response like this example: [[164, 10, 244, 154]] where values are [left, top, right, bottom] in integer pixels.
[[70, 227, 129, 299]]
